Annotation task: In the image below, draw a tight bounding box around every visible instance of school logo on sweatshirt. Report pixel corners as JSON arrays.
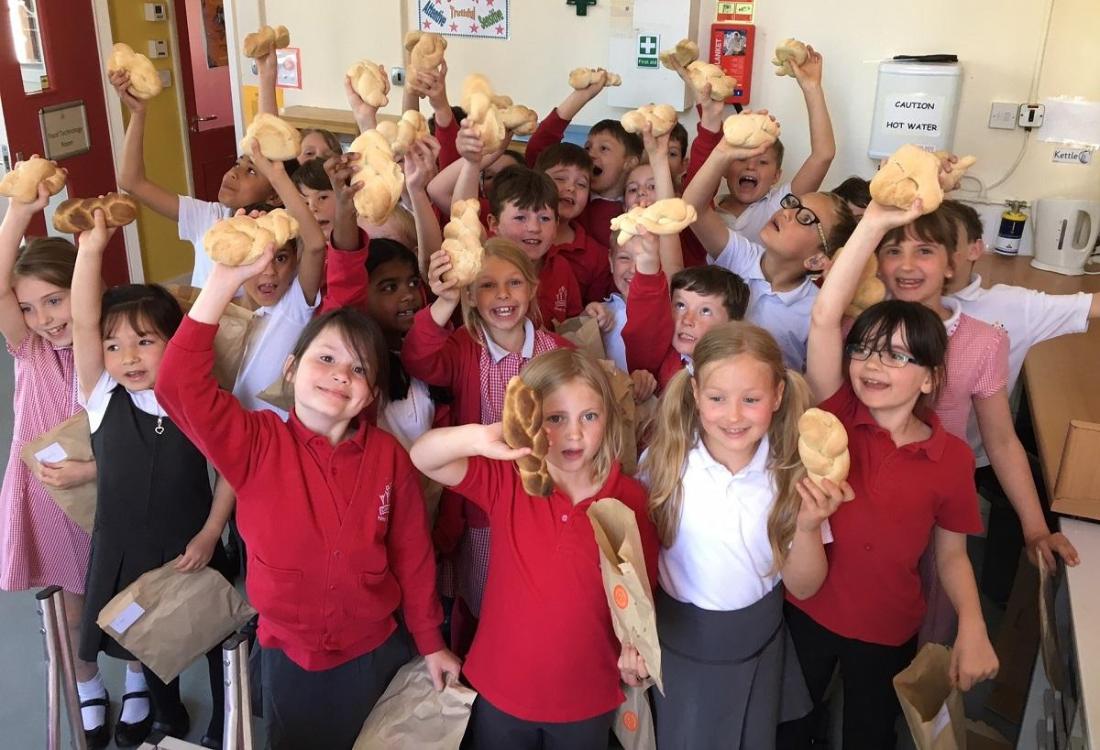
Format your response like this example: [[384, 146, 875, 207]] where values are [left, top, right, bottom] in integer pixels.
[[554, 286, 568, 315], [378, 484, 392, 523]]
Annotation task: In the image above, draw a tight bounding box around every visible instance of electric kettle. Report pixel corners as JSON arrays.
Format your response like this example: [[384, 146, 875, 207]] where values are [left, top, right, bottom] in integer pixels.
[[1031, 199, 1100, 276]]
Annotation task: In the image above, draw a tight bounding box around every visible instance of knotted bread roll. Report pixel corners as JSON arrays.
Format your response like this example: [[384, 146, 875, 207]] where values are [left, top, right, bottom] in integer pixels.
[[106, 43, 163, 100], [376, 111, 430, 158], [254, 208, 299, 248], [240, 113, 302, 162], [722, 112, 781, 149], [440, 199, 484, 287], [933, 151, 979, 193], [685, 61, 736, 101], [52, 194, 138, 233], [404, 31, 447, 80], [772, 38, 809, 77], [347, 130, 404, 225], [797, 408, 850, 486], [242, 24, 290, 58], [610, 198, 698, 248], [870, 145, 975, 214], [621, 104, 678, 138], [831, 247, 886, 319], [0, 157, 66, 203], [466, 92, 507, 153], [498, 105, 538, 135], [347, 60, 390, 108], [203, 215, 276, 267], [659, 38, 699, 69], [568, 68, 622, 89], [502, 376, 553, 497]]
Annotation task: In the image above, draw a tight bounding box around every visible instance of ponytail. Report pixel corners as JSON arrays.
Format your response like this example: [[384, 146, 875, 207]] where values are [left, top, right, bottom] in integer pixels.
[[765, 369, 811, 571], [643, 368, 699, 547]]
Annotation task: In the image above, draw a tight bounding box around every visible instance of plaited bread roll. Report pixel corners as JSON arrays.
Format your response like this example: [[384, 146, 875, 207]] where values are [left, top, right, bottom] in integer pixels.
[[0, 157, 66, 203], [347, 130, 404, 225], [52, 194, 138, 233], [254, 208, 299, 248], [659, 38, 699, 69], [502, 376, 553, 497], [347, 60, 390, 108], [203, 215, 277, 267], [466, 92, 507, 153], [610, 198, 698, 248], [498, 105, 538, 135], [771, 38, 809, 77], [441, 199, 484, 287], [243, 24, 290, 58], [459, 74, 512, 111], [685, 61, 736, 101], [831, 247, 886, 319], [404, 31, 447, 79], [568, 68, 622, 89], [870, 145, 975, 214], [933, 151, 978, 192], [621, 104, 678, 138], [106, 43, 163, 100], [722, 112, 781, 149], [239, 113, 302, 161], [376, 111, 429, 158], [797, 408, 850, 486]]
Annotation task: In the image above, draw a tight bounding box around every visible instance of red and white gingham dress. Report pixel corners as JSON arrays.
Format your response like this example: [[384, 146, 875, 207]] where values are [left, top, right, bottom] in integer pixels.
[[0, 333, 90, 593]]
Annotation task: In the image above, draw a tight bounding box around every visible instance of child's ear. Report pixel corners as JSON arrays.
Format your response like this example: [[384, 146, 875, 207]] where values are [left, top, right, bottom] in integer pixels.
[[772, 168, 783, 187], [282, 355, 296, 383], [967, 240, 984, 262], [804, 252, 828, 273], [487, 214, 500, 235], [624, 154, 640, 173]]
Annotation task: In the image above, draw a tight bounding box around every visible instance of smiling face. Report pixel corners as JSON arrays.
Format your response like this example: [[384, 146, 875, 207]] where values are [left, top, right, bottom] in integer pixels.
[[585, 131, 633, 195], [488, 201, 557, 264], [610, 241, 635, 298], [14, 276, 72, 347], [877, 232, 953, 306], [298, 131, 336, 165], [758, 192, 835, 264], [299, 184, 336, 239], [469, 255, 532, 336], [218, 156, 276, 209], [103, 315, 168, 392], [367, 257, 423, 341], [544, 163, 591, 221], [624, 163, 657, 210], [242, 243, 298, 309], [847, 327, 934, 414], [288, 324, 375, 425], [693, 353, 784, 472], [723, 145, 781, 206], [541, 378, 607, 478], [672, 289, 729, 358]]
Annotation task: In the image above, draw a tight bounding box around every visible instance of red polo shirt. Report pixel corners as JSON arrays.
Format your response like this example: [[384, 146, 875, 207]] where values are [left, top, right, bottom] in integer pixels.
[[156, 318, 445, 671], [454, 457, 660, 722], [554, 220, 614, 305], [622, 271, 683, 391], [789, 384, 982, 646]]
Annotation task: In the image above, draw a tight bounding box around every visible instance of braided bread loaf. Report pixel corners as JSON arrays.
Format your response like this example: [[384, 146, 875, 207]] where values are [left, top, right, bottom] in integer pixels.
[[797, 408, 850, 486], [610, 198, 698, 247], [722, 113, 781, 149], [240, 113, 302, 162], [52, 194, 138, 233], [621, 104, 678, 138], [568, 68, 622, 89], [659, 39, 699, 69], [772, 38, 809, 77], [203, 215, 276, 266], [441, 199, 484, 287], [685, 61, 736, 101], [502, 376, 553, 497], [404, 31, 447, 80], [347, 130, 404, 225], [346, 60, 390, 108], [376, 111, 429, 158], [107, 43, 163, 99], [0, 157, 66, 203], [242, 24, 290, 58]]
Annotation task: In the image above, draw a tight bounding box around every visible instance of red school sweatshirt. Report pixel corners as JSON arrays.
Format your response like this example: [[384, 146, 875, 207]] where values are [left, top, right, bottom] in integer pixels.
[[622, 270, 684, 392]]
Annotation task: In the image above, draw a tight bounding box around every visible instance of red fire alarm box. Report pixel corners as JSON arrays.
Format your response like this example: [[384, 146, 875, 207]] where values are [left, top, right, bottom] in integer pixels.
[[709, 23, 755, 105]]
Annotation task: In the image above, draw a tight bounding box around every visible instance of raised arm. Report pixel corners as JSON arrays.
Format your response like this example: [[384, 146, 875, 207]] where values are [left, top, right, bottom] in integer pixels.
[[410, 422, 528, 488], [109, 71, 180, 220], [452, 123, 485, 205], [257, 49, 279, 116], [0, 186, 52, 346], [344, 72, 380, 134], [523, 74, 607, 167], [641, 124, 684, 275], [683, 137, 770, 257], [404, 139, 444, 277], [787, 47, 836, 195], [71, 212, 112, 401]]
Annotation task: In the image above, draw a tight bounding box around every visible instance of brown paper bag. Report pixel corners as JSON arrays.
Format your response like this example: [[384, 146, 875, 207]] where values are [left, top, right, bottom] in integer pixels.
[[1038, 554, 1066, 692], [965, 720, 1012, 750], [353, 656, 477, 750], [166, 284, 254, 390], [599, 360, 655, 476], [613, 682, 656, 750], [256, 375, 294, 414], [586, 497, 662, 693], [20, 411, 96, 533], [893, 643, 966, 750], [555, 315, 606, 360], [97, 562, 256, 683]]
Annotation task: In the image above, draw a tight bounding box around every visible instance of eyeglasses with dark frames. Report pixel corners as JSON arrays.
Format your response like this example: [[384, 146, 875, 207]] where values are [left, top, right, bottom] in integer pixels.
[[844, 344, 920, 368], [780, 193, 829, 255]]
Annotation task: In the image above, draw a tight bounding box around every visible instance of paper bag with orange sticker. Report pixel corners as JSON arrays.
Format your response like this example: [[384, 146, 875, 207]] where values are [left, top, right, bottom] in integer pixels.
[[613, 682, 656, 750], [586, 497, 662, 692], [166, 284, 254, 390], [555, 315, 606, 360]]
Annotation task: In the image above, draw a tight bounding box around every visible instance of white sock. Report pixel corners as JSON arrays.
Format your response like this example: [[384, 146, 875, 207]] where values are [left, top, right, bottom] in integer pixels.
[[76, 672, 106, 731], [120, 668, 150, 724]]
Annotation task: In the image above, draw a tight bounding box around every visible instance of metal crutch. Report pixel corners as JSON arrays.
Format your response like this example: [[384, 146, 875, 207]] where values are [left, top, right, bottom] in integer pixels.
[[37, 586, 89, 750], [222, 633, 255, 750]]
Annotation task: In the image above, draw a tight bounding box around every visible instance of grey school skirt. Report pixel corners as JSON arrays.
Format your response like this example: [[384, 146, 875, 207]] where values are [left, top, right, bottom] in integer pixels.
[[652, 584, 811, 750]]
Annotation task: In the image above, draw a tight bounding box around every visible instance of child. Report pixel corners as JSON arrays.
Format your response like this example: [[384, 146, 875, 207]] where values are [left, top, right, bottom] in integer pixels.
[[71, 212, 233, 748], [643, 322, 849, 749], [110, 71, 292, 288], [713, 47, 835, 243], [297, 128, 341, 164], [942, 199, 1096, 600], [154, 249, 460, 750], [0, 183, 104, 744], [410, 348, 660, 749], [403, 239, 573, 651], [684, 131, 856, 370], [778, 198, 1000, 748], [831, 176, 870, 218], [620, 121, 686, 276]]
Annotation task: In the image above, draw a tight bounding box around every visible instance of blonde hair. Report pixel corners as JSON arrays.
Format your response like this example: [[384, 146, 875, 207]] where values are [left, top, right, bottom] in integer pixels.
[[643, 322, 811, 569], [461, 237, 542, 344], [520, 348, 626, 488]]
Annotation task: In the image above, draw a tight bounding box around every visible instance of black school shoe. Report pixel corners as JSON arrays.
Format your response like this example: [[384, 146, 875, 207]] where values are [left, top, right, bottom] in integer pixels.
[[113, 690, 154, 747], [81, 690, 110, 750], [151, 702, 191, 741]]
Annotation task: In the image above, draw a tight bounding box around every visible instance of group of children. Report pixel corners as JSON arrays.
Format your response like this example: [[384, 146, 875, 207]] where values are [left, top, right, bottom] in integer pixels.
[[1, 29, 1097, 750]]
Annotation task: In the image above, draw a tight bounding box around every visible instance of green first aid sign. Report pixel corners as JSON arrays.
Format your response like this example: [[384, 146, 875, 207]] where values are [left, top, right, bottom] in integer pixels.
[[637, 34, 659, 68]]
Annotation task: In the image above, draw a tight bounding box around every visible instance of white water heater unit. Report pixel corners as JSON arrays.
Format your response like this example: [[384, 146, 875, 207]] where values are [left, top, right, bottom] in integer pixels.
[[869, 59, 962, 159]]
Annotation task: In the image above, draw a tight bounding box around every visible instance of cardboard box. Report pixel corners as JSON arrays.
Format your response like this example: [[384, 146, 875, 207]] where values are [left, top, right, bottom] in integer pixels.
[[1051, 420, 1100, 520]]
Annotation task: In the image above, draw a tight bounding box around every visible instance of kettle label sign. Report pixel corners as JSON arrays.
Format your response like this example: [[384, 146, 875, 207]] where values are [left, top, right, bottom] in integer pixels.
[[1051, 147, 1093, 165], [882, 95, 946, 134]]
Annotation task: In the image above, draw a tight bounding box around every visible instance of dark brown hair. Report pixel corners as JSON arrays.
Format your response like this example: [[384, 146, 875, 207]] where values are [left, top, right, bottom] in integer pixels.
[[13, 237, 77, 289], [534, 142, 593, 176], [286, 307, 390, 409], [669, 122, 689, 158], [822, 192, 858, 258], [488, 164, 559, 218], [940, 199, 983, 244], [879, 207, 956, 253], [588, 120, 643, 159], [845, 299, 947, 405], [101, 284, 183, 341], [770, 138, 786, 168], [831, 176, 871, 210], [291, 157, 331, 192], [670, 266, 750, 320]]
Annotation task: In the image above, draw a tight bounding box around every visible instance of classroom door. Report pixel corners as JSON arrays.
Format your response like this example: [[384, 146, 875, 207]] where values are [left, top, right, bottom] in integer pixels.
[[0, 0, 129, 283], [175, 0, 235, 203]]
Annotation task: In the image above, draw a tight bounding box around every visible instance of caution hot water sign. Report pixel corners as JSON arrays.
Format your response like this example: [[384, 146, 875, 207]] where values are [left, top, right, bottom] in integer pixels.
[[882, 95, 946, 135]]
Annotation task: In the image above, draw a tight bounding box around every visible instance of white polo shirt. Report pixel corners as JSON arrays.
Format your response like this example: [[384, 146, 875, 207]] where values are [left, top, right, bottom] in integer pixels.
[[713, 228, 817, 371], [658, 436, 831, 612], [948, 273, 1092, 467], [177, 196, 233, 289], [81, 371, 165, 433], [717, 181, 792, 244], [232, 275, 318, 420], [601, 294, 628, 373]]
